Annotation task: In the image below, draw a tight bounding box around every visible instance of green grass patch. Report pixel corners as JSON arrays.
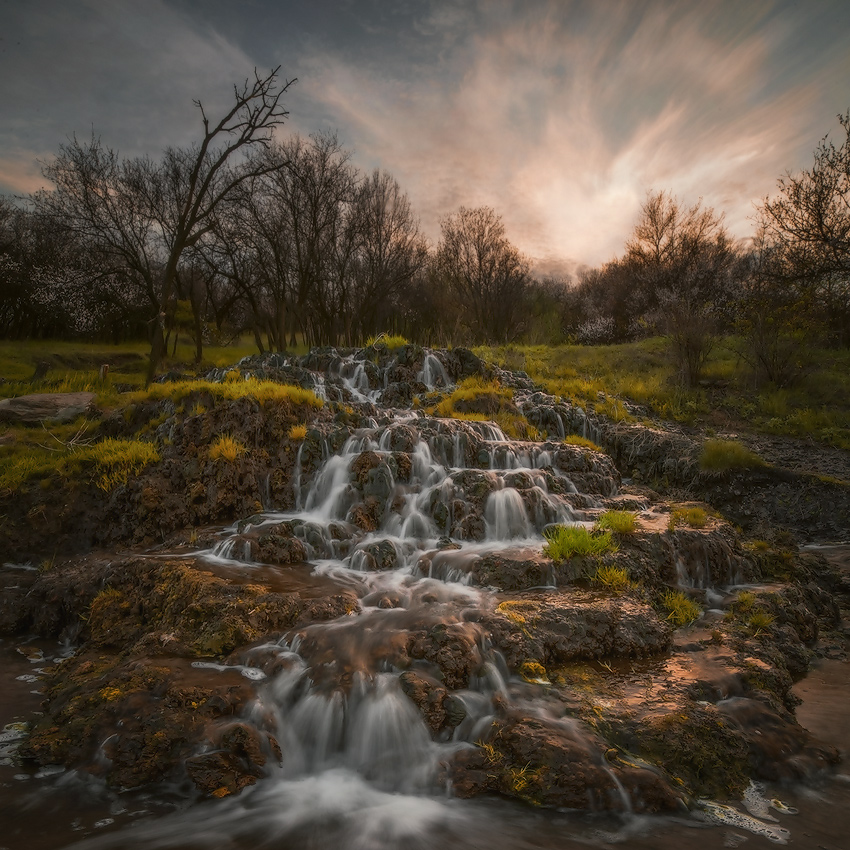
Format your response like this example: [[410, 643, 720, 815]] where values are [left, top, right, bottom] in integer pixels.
[[0, 437, 160, 493], [661, 589, 702, 627], [668, 506, 709, 530], [700, 439, 766, 473], [595, 510, 638, 534], [474, 338, 850, 449], [129, 378, 323, 408], [562, 435, 603, 451], [365, 333, 410, 350], [543, 524, 618, 561], [588, 564, 634, 591], [434, 376, 512, 416]]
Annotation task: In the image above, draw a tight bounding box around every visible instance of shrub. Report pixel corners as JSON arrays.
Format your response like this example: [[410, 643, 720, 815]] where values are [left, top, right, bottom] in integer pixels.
[[288, 424, 307, 441], [700, 439, 766, 473], [661, 590, 701, 626], [668, 506, 708, 530], [543, 525, 617, 561], [596, 510, 637, 534], [209, 435, 247, 462]]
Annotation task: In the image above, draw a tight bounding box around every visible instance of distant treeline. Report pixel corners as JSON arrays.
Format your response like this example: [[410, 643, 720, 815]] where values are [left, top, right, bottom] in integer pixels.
[[0, 68, 848, 387]]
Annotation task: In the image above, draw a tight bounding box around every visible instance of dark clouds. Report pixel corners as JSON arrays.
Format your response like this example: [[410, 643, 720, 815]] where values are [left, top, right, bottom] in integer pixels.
[[2, 0, 849, 271]]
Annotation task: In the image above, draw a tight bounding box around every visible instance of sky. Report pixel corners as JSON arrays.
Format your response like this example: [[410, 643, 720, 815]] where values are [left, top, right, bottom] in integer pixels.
[[2, 0, 849, 276]]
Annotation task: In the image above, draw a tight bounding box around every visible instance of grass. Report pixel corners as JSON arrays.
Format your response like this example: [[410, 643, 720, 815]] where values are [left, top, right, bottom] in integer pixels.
[[430, 376, 540, 439], [661, 589, 702, 627], [543, 524, 618, 561], [595, 510, 637, 534], [287, 423, 308, 441], [699, 439, 766, 474], [0, 436, 160, 493], [209, 435, 247, 462], [434, 376, 513, 416], [474, 337, 850, 450], [588, 564, 634, 591], [562, 435, 603, 451], [746, 610, 776, 634], [668, 506, 709, 530], [365, 333, 410, 350], [129, 378, 323, 408]]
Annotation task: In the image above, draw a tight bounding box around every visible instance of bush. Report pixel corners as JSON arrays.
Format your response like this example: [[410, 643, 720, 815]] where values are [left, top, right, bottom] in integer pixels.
[[700, 439, 766, 473], [366, 333, 409, 350], [596, 510, 637, 534], [543, 525, 617, 561]]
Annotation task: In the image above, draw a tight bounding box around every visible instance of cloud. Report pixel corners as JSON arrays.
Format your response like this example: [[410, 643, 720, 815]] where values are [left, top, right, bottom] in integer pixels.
[[294, 0, 846, 269], [0, 0, 258, 182], [3, 0, 848, 273]]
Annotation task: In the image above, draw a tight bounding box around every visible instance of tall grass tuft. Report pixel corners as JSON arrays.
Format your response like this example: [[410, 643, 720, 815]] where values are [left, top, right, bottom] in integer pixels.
[[543, 524, 617, 561], [700, 439, 766, 473], [209, 435, 247, 462], [661, 590, 702, 626], [595, 510, 638, 534]]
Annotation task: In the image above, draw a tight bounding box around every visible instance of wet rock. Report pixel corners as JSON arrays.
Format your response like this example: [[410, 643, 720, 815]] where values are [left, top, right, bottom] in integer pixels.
[[487, 590, 672, 669], [24, 654, 257, 791], [399, 670, 448, 733], [717, 696, 840, 782], [255, 532, 307, 565], [451, 713, 682, 812], [408, 621, 484, 689]]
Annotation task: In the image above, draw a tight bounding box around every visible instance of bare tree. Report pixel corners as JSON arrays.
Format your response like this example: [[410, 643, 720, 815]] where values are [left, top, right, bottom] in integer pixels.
[[38, 68, 294, 380], [760, 111, 850, 346], [349, 170, 428, 342], [626, 191, 736, 386], [437, 206, 530, 343]]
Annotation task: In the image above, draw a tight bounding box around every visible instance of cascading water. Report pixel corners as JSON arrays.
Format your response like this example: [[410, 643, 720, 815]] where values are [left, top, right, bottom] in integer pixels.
[[49, 348, 811, 850]]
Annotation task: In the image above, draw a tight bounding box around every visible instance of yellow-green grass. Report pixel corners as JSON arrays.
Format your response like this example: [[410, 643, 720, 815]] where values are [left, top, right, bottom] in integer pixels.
[[699, 440, 766, 473], [365, 333, 410, 350], [661, 590, 702, 627], [0, 436, 159, 493], [209, 435, 247, 462], [668, 506, 709, 530], [588, 564, 633, 591], [595, 510, 638, 534], [543, 524, 617, 561], [434, 376, 512, 416], [474, 337, 850, 449], [562, 435, 603, 451], [127, 378, 323, 408], [287, 424, 308, 441]]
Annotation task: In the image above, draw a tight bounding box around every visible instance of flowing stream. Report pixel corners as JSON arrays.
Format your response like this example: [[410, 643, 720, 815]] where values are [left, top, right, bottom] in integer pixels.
[[1, 348, 847, 850]]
